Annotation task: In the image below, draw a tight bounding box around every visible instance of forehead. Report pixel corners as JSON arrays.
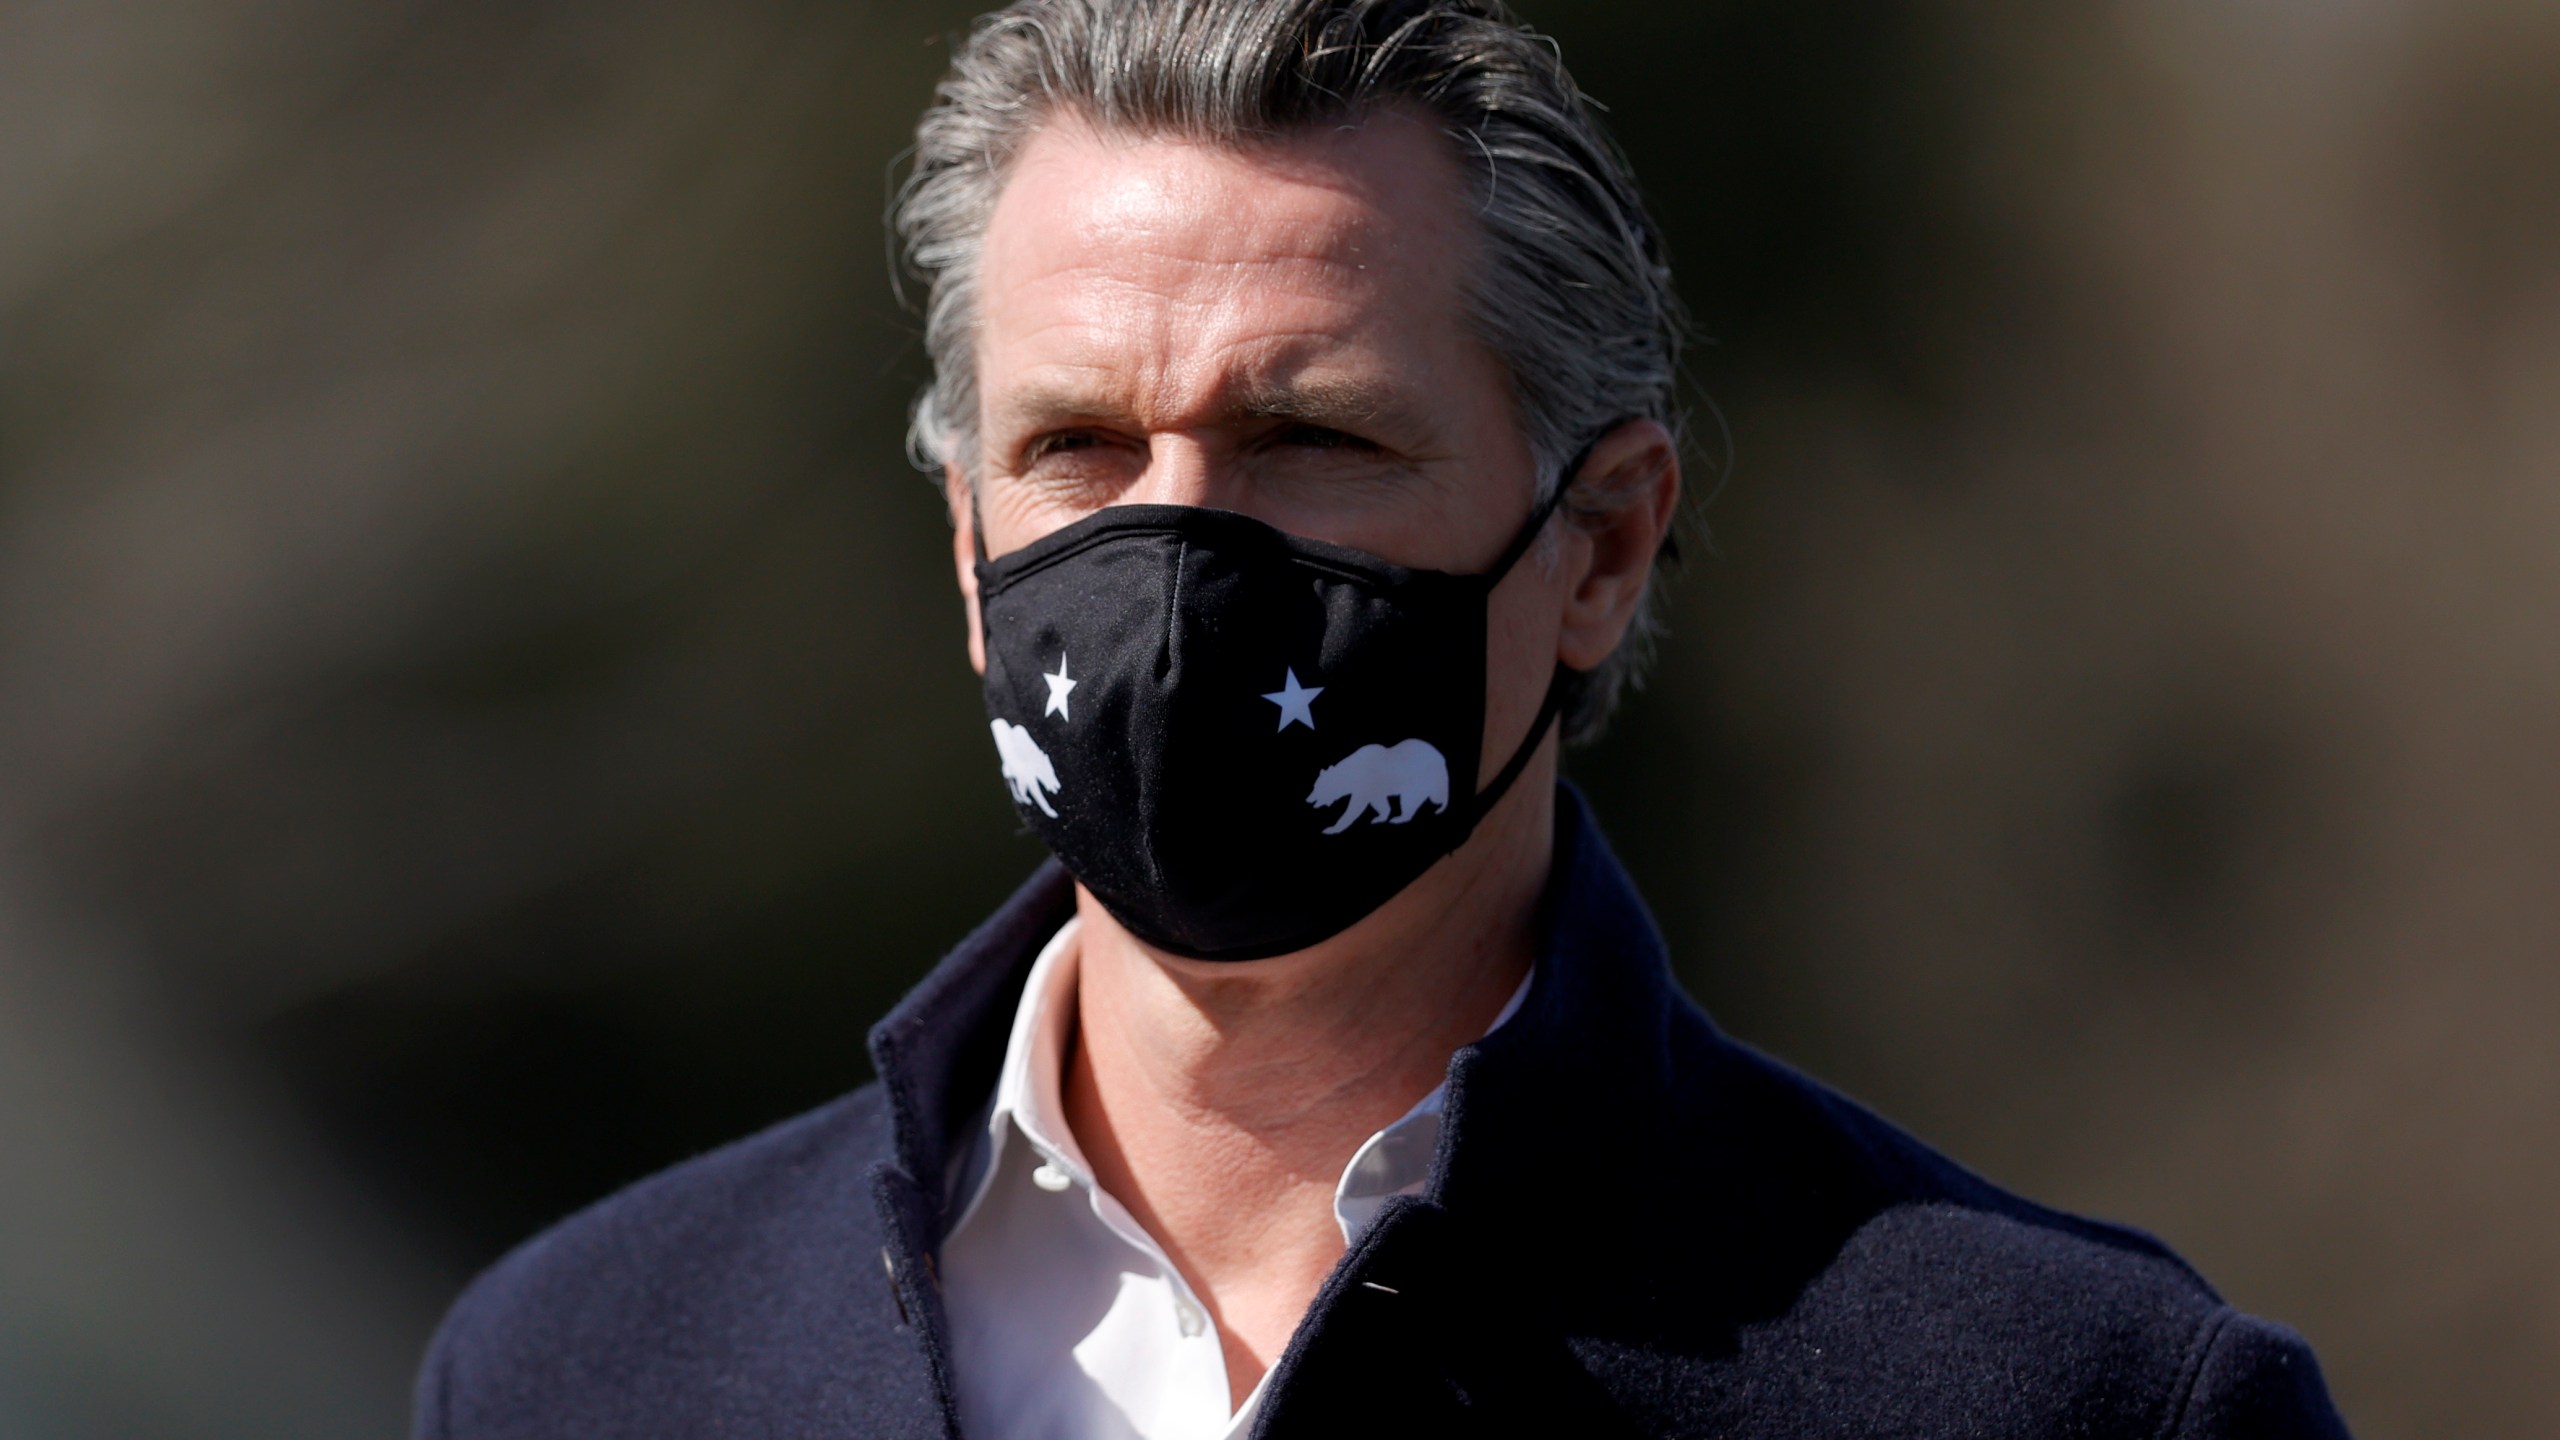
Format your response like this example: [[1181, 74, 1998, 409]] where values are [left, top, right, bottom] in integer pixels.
[[974, 108, 1479, 413]]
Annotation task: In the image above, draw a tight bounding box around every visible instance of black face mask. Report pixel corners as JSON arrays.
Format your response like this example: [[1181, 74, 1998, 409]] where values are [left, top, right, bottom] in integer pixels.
[[972, 479, 1577, 961]]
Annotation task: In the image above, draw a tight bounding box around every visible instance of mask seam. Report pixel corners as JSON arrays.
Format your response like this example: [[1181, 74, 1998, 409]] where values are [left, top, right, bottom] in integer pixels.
[[978, 506, 1421, 597]]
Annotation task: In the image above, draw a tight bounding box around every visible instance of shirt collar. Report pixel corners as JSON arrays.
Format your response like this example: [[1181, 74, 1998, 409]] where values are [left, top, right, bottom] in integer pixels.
[[1329, 972, 1529, 1240], [946, 914, 1531, 1249], [989, 914, 1087, 1176]]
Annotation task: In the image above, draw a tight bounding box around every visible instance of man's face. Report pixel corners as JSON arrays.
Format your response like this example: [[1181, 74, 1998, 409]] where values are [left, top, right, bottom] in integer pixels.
[[964, 106, 1535, 564], [956, 107, 1575, 785]]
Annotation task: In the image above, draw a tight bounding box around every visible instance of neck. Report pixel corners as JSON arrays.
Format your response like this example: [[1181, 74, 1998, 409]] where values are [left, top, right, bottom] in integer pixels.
[[1061, 758, 1555, 1405]]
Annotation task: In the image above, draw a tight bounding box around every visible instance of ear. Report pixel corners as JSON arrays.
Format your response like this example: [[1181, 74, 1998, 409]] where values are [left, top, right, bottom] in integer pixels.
[[947, 463, 987, 676], [1555, 417, 1680, 674]]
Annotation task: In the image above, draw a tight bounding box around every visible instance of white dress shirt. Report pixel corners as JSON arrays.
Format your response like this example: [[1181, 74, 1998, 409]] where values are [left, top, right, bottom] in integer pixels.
[[937, 918, 1529, 1440]]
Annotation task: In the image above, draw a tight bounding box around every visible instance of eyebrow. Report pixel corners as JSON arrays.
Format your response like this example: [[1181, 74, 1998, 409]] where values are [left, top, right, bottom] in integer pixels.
[[1233, 376, 1412, 429], [988, 373, 1435, 446]]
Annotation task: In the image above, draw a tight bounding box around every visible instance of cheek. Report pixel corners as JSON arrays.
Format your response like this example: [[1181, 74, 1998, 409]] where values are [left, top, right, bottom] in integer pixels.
[[976, 477, 1086, 558], [1486, 546, 1567, 670], [1477, 547, 1568, 784]]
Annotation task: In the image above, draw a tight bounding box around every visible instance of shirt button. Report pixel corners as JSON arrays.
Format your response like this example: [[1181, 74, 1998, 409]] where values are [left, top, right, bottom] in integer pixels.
[[1030, 1161, 1073, 1192], [1174, 1297, 1207, 1338]]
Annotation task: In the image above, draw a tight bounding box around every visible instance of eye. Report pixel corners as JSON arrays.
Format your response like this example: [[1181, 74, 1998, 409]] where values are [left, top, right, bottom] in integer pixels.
[[1017, 429, 1143, 479], [1024, 431, 1105, 462]]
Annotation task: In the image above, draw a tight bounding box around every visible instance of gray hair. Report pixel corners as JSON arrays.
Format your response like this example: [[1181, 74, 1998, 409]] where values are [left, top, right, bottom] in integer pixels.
[[893, 0, 1685, 741]]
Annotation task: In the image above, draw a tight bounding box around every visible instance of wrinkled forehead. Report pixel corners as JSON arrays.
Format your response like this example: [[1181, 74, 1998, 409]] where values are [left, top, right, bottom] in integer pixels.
[[973, 107, 1487, 412]]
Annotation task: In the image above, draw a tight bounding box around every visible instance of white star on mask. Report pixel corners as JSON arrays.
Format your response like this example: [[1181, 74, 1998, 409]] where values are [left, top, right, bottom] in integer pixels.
[[1043, 656, 1077, 721], [1261, 668, 1323, 732]]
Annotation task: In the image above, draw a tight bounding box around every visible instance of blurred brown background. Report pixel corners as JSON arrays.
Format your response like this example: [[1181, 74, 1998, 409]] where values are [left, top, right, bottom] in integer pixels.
[[2, 0, 2553, 1434]]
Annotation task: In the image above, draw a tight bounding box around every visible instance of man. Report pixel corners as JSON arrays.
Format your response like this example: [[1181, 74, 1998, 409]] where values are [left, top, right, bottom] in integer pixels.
[[416, 2, 2352, 1436]]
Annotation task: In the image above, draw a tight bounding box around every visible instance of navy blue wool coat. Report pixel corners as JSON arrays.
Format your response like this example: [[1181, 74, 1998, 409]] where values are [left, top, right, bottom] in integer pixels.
[[417, 788, 2351, 1438]]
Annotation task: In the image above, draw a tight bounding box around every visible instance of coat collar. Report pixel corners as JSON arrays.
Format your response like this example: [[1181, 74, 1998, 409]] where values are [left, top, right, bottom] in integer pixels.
[[865, 782, 1695, 1235], [866, 855, 1076, 1194], [1434, 782, 1692, 1222]]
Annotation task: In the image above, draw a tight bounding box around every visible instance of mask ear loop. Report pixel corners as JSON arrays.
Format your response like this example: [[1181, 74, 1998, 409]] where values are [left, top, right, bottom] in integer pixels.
[[1478, 432, 1607, 585], [1460, 430, 1613, 830], [1464, 667, 1572, 831]]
